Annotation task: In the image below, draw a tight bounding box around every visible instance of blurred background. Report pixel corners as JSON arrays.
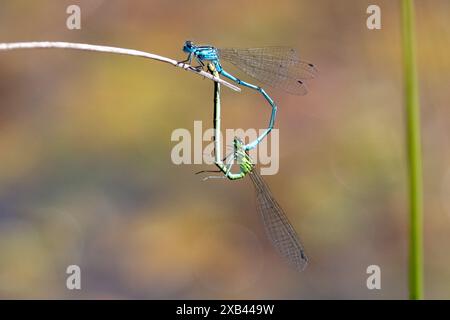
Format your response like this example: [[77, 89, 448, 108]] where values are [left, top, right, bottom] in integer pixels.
[[0, 0, 449, 299]]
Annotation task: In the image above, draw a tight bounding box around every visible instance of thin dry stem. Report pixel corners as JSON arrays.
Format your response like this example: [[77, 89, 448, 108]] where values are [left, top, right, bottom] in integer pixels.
[[0, 41, 241, 92]]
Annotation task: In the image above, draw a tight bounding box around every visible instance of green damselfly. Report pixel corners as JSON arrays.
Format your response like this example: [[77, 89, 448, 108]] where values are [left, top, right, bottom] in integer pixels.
[[197, 63, 308, 271]]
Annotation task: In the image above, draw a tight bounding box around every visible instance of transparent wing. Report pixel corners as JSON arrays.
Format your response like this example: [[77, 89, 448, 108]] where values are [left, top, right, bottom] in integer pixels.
[[248, 169, 308, 271], [218, 47, 317, 95]]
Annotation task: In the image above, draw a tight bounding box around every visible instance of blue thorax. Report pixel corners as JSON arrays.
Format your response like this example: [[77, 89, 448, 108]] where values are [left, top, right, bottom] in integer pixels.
[[183, 41, 222, 71]]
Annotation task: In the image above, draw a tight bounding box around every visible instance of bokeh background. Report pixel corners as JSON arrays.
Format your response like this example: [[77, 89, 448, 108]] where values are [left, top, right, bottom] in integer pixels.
[[0, 0, 449, 299]]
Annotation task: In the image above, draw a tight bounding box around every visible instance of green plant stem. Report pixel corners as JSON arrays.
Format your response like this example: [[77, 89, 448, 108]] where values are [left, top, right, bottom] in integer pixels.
[[402, 0, 423, 300]]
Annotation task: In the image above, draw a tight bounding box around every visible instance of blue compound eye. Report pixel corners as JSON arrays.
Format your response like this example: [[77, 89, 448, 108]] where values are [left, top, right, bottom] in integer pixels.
[[183, 40, 195, 53]]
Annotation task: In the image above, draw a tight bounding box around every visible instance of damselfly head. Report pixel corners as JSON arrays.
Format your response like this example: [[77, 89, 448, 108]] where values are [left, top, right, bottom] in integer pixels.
[[233, 137, 244, 150], [233, 137, 253, 165], [183, 40, 195, 53]]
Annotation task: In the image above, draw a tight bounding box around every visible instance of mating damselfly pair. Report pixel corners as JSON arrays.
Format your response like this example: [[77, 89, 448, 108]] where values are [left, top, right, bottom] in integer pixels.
[[183, 41, 314, 271], [182, 41, 315, 271]]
